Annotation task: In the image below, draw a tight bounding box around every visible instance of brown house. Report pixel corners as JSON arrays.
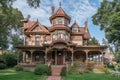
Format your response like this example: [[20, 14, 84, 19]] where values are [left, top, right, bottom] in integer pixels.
[[16, 5, 108, 66]]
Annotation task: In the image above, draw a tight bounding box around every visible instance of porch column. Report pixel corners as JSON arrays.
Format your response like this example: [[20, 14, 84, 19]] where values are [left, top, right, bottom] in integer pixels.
[[63, 50, 65, 64], [23, 52, 26, 63], [55, 50, 57, 65], [45, 50, 47, 64], [85, 51, 88, 65], [30, 51, 33, 64], [101, 52, 104, 66], [71, 51, 74, 66], [98, 54, 100, 62]]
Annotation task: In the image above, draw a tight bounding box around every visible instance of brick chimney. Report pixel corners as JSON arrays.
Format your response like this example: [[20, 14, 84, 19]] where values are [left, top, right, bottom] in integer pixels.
[[51, 6, 54, 15], [85, 20, 88, 32]]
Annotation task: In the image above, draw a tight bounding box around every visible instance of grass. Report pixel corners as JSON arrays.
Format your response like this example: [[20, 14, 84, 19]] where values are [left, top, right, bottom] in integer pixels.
[[62, 73, 120, 80], [0, 69, 47, 80]]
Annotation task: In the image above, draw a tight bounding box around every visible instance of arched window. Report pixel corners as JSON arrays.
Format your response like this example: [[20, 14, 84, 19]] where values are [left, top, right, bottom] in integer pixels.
[[58, 19, 62, 24], [35, 36, 39, 45], [25, 37, 29, 45]]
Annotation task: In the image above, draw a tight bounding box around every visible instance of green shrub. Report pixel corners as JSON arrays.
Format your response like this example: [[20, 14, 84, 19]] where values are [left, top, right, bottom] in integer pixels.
[[74, 61, 83, 67], [14, 65, 23, 71], [34, 64, 51, 75], [0, 63, 7, 69], [61, 67, 67, 76], [2, 53, 17, 67], [108, 64, 115, 70]]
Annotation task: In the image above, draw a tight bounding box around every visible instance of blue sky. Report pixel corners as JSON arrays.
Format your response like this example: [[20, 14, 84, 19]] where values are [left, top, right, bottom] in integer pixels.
[[12, 0, 105, 44]]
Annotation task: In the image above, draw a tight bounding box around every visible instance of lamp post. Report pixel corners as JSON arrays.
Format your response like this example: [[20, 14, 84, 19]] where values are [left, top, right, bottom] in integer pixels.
[[0, 47, 3, 55]]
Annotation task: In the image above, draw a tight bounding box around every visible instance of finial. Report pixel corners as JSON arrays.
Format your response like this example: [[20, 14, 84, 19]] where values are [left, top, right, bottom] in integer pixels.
[[37, 19, 38, 22], [27, 14, 31, 20], [59, 2, 61, 7], [74, 20, 76, 23]]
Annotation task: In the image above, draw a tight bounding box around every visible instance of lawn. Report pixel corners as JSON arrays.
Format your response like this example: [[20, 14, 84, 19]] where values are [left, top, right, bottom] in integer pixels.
[[0, 69, 47, 80], [62, 73, 119, 80]]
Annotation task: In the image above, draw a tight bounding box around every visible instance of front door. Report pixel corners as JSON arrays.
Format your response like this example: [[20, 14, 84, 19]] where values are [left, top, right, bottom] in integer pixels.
[[57, 51, 63, 65]]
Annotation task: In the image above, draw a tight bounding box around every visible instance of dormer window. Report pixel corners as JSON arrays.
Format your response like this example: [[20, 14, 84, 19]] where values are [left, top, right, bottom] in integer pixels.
[[36, 26, 40, 31], [73, 27, 78, 32], [58, 19, 62, 24]]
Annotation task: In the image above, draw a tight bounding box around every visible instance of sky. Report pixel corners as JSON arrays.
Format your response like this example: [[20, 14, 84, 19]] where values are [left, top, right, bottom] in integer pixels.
[[12, 0, 105, 44]]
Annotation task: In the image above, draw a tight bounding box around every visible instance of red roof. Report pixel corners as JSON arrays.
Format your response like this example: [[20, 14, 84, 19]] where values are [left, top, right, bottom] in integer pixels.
[[50, 7, 71, 22], [22, 21, 36, 30]]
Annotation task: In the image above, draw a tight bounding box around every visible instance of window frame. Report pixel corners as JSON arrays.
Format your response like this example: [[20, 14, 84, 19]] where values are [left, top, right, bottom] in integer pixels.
[[25, 37, 29, 45], [35, 36, 40, 45], [58, 19, 62, 24], [73, 27, 78, 32]]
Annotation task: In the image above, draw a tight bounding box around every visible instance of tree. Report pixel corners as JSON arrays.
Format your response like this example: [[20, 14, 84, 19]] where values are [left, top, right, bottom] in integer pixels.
[[92, 0, 120, 52], [88, 37, 100, 46], [0, 0, 41, 50], [113, 51, 120, 63]]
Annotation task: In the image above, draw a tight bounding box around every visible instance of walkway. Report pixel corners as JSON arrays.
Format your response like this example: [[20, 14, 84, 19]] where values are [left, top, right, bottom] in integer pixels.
[[46, 76, 61, 80]]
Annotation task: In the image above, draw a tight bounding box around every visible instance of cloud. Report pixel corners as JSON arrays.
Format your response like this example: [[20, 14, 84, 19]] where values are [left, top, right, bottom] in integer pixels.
[[12, 0, 105, 44], [12, 0, 98, 26]]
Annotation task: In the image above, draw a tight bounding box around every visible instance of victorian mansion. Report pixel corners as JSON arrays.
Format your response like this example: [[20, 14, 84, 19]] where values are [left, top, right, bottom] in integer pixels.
[[17, 5, 108, 66]]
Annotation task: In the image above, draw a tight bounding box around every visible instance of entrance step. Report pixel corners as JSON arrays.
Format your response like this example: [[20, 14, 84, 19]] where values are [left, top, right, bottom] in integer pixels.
[[46, 76, 61, 80], [51, 65, 64, 76]]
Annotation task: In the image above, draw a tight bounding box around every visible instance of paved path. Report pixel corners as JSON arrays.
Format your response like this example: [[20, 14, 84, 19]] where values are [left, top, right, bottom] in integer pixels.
[[46, 76, 61, 80]]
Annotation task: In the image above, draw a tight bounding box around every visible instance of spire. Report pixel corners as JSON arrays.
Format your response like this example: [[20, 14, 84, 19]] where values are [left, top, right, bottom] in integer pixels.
[[59, 2, 61, 7], [37, 18, 39, 22]]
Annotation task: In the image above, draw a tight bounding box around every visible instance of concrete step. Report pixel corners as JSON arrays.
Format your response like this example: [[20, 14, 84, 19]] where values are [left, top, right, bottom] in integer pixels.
[[51, 65, 64, 76]]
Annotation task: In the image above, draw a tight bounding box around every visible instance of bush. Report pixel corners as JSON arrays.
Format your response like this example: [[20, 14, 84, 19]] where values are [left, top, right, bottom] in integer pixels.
[[34, 64, 51, 75], [0, 63, 7, 69], [14, 65, 23, 71], [2, 53, 17, 67], [86, 61, 95, 71], [108, 64, 115, 70], [74, 61, 83, 67], [61, 67, 67, 76]]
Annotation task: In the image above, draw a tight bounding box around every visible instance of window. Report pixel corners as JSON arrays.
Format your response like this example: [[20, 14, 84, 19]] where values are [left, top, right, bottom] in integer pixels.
[[25, 37, 29, 45], [65, 20, 68, 25], [73, 27, 78, 32], [53, 20, 56, 25], [58, 32, 63, 38], [58, 19, 62, 24], [43, 40, 47, 44], [66, 33, 69, 40], [52, 34, 56, 41], [36, 26, 40, 31], [35, 36, 39, 45]]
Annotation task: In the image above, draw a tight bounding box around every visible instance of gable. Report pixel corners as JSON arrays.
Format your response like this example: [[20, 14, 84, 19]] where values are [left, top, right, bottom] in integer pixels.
[[71, 22, 80, 32], [26, 22, 49, 33]]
